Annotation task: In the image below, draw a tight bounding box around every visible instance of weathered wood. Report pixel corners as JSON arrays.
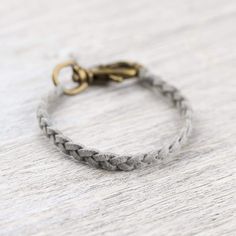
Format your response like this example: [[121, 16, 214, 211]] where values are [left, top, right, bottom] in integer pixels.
[[0, 0, 235, 235]]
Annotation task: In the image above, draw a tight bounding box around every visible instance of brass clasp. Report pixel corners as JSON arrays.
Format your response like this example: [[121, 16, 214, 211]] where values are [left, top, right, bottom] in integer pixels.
[[52, 60, 142, 95], [90, 61, 141, 83]]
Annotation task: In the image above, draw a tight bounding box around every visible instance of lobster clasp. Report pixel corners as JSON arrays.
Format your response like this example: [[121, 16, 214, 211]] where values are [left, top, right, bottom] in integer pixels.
[[52, 60, 142, 95], [90, 61, 142, 83]]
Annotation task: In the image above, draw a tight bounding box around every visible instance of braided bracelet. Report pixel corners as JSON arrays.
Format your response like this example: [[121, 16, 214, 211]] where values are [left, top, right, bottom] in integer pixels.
[[37, 60, 193, 171]]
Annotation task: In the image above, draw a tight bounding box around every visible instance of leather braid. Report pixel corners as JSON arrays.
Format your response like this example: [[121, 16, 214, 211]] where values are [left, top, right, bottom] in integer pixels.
[[37, 68, 193, 171]]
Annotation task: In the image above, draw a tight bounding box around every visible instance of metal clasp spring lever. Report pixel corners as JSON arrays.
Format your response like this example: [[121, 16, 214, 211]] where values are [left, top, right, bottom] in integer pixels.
[[52, 60, 142, 95]]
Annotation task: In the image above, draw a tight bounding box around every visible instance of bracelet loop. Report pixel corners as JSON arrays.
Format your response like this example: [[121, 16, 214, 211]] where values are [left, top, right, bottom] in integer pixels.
[[38, 60, 193, 171]]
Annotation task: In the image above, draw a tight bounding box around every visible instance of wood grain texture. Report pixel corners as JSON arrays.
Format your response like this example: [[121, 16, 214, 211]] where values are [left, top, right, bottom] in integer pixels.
[[0, 0, 236, 235]]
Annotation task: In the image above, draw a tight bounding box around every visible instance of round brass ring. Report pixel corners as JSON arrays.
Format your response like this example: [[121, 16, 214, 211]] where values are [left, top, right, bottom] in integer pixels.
[[52, 60, 88, 95]]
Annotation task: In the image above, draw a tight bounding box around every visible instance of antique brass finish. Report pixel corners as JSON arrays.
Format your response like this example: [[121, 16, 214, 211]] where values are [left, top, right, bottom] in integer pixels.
[[52, 60, 142, 95]]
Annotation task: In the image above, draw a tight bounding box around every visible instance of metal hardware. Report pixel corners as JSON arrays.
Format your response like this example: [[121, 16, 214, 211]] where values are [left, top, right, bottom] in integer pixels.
[[52, 60, 142, 95], [52, 60, 89, 95]]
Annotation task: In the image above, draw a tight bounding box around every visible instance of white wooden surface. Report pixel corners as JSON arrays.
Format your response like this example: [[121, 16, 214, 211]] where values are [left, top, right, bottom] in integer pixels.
[[0, 0, 236, 235]]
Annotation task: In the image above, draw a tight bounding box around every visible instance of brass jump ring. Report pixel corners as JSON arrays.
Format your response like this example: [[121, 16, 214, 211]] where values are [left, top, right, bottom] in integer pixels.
[[52, 60, 88, 96]]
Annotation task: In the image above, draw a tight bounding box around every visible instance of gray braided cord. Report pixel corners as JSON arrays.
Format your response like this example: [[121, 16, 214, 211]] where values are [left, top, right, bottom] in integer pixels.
[[37, 68, 193, 171]]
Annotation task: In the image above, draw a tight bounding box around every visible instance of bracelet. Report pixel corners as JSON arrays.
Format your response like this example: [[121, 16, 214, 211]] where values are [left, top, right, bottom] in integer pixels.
[[37, 60, 193, 171]]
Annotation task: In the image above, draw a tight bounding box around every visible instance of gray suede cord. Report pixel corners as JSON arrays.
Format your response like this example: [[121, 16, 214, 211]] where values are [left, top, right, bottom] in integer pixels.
[[37, 68, 193, 171]]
